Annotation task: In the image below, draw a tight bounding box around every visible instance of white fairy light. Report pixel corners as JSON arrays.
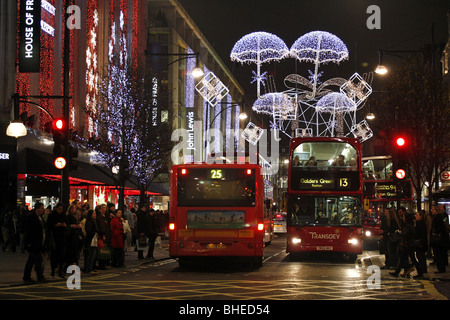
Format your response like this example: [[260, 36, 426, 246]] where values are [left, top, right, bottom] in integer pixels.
[[290, 31, 349, 65], [351, 120, 373, 142], [230, 31, 290, 64], [185, 47, 196, 109], [316, 92, 356, 113], [241, 122, 264, 145], [252, 92, 296, 120], [231, 31, 289, 97], [290, 31, 349, 99], [195, 72, 229, 107], [340, 73, 373, 108]]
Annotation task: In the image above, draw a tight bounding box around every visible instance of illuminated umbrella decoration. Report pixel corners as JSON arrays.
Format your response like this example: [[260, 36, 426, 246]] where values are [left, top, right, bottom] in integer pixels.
[[252, 92, 296, 140], [290, 31, 349, 99], [231, 32, 289, 98], [316, 92, 356, 137]]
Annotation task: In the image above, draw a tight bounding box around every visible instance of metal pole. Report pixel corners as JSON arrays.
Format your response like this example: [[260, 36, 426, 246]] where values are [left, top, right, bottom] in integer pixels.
[[61, 0, 72, 209]]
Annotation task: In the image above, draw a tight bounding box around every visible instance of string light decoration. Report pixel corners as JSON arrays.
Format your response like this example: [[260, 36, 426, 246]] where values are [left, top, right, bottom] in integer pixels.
[[185, 47, 196, 109], [38, 0, 55, 131], [86, 1, 99, 138], [316, 92, 356, 137], [241, 122, 264, 145], [230, 31, 290, 64], [229, 29, 373, 142], [195, 71, 229, 107], [351, 120, 373, 142], [252, 92, 296, 120], [290, 31, 349, 64], [290, 31, 349, 99], [230, 31, 289, 97], [339, 72, 373, 108]]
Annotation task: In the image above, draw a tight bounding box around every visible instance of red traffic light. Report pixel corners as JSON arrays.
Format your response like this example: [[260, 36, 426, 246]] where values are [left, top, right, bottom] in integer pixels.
[[395, 137, 406, 147], [52, 118, 67, 131]]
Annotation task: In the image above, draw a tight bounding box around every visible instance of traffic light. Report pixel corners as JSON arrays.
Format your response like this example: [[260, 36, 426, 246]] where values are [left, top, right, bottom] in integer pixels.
[[52, 118, 68, 169], [392, 134, 410, 180]]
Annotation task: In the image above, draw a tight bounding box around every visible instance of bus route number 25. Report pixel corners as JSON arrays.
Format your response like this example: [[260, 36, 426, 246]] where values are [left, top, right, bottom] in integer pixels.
[[211, 169, 223, 179]]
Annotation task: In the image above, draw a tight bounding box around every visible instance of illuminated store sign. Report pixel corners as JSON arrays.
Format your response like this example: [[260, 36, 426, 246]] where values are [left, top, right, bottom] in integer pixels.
[[19, 0, 41, 72]]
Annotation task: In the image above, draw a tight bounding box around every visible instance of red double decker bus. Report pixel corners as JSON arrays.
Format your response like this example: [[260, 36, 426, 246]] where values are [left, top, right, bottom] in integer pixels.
[[286, 137, 364, 259], [169, 163, 270, 267]]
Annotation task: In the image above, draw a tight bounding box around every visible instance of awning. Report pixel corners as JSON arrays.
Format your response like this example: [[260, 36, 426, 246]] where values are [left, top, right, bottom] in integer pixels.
[[20, 148, 169, 195]]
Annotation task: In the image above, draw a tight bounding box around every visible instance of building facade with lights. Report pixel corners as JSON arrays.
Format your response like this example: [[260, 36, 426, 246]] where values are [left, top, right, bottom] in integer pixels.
[[0, 0, 246, 212]]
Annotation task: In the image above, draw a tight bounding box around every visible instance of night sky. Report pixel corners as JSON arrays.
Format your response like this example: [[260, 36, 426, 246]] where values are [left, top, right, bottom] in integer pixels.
[[179, 0, 449, 106]]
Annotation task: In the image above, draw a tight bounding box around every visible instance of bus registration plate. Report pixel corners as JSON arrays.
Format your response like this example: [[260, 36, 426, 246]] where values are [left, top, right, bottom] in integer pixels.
[[207, 243, 226, 249], [316, 246, 333, 251]]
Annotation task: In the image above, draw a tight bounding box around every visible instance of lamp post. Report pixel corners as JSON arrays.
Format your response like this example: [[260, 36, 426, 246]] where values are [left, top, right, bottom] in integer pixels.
[[374, 49, 422, 75]]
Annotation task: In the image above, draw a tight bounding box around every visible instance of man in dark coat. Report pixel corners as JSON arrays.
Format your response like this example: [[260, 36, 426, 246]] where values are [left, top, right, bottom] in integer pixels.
[[136, 203, 149, 260], [431, 205, 449, 273], [23, 202, 46, 283], [146, 209, 159, 260]]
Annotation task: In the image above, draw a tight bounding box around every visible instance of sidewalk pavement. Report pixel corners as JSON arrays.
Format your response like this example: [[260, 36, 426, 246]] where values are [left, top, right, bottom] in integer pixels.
[[0, 238, 171, 288], [356, 252, 450, 282]]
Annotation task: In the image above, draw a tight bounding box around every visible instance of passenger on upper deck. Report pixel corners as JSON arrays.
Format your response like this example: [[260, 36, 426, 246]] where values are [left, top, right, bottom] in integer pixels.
[[305, 156, 318, 167], [334, 155, 346, 167], [292, 155, 301, 167]]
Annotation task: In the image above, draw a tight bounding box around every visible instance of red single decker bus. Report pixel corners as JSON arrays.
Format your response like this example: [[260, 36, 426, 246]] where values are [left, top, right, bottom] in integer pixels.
[[286, 137, 364, 259], [169, 163, 269, 267]]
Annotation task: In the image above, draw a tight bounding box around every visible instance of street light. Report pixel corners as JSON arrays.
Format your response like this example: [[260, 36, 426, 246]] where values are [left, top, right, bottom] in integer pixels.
[[375, 50, 388, 75], [375, 49, 421, 75], [6, 121, 27, 138], [148, 52, 204, 78]]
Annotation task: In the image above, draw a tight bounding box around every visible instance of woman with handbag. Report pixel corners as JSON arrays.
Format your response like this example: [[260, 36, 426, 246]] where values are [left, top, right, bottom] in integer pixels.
[[430, 205, 449, 273]]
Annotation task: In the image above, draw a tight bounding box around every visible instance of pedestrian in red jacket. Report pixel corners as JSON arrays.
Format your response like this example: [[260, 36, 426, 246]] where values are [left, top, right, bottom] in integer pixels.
[[110, 209, 125, 267]]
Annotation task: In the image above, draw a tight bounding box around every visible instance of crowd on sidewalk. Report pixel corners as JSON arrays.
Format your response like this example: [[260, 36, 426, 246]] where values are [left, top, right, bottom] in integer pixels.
[[0, 200, 169, 284], [378, 204, 449, 278]]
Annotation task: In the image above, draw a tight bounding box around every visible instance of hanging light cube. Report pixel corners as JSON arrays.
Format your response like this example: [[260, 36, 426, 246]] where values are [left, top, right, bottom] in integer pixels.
[[195, 72, 229, 107], [241, 122, 264, 145], [340, 73, 372, 107], [351, 120, 373, 142]]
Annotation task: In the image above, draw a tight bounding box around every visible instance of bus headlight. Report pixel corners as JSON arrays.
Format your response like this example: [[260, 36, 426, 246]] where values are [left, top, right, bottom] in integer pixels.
[[292, 237, 302, 245], [348, 238, 358, 245], [365, 230, 372, 237]]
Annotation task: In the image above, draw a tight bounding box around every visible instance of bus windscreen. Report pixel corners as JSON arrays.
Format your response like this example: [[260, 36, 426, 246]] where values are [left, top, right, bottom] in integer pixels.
[[287, 195, 362, 227], [177, 168, 256, 207]]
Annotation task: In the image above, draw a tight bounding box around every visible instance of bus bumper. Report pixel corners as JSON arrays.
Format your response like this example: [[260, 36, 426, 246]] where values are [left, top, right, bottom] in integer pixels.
[[169, 240, 264, 258], [286, 237, 363, 255]]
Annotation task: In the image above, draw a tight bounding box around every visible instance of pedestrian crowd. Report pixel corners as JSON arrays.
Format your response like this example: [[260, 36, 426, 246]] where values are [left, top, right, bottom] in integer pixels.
[[378, 204, 449, 278], [0, 200, 169, 284]]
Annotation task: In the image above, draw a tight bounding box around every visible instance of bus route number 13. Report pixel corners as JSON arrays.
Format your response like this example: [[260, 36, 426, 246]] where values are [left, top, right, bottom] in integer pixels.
[[211, 169, 223, 179], [339, 178, 349, 188]]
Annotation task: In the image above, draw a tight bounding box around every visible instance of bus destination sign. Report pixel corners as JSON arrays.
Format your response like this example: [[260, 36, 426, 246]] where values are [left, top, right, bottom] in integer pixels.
[[291, 170, 360, 192]]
